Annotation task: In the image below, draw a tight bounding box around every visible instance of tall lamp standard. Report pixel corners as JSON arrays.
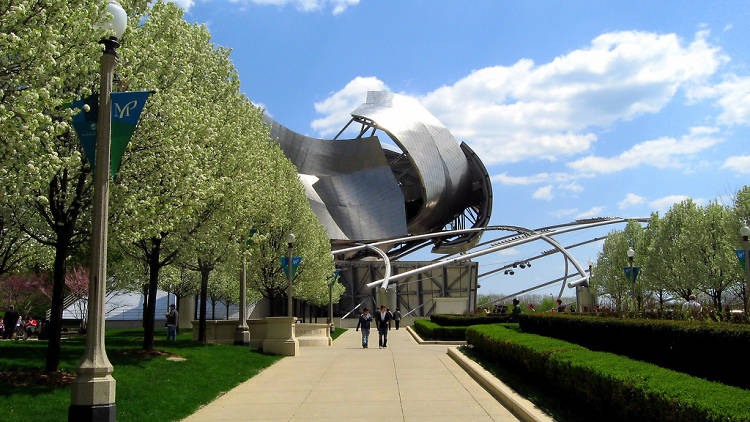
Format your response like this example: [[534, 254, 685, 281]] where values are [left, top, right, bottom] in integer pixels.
[[286, 232, 296, 318], [69, 1, 126, 421], [627, 247, 635, 312], [741, 225, 750, 314], [234, 250, 250, 346]]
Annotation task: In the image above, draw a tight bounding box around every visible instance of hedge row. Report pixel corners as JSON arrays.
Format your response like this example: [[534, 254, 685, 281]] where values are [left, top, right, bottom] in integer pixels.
[[430, 313, 514, 326], [413, 320, 466, 340], [518, 313, 750, 388], [466, 324, 750, 422]]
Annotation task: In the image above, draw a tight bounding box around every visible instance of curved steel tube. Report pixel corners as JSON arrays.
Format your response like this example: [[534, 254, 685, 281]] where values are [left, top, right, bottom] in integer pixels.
[[363, 218, 647, 288]]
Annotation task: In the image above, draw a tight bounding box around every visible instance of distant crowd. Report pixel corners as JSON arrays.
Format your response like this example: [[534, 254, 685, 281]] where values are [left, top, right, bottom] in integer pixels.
[[1, 305, 39, 340]]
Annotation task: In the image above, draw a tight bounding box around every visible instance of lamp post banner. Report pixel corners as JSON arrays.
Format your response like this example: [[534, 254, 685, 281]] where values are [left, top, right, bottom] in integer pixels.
[[623, 266, 640, 280], [71, 91, 151, 178], [328, 270, 340, 286], [281, 256, 302, 279], [736, 250, 746, 269]]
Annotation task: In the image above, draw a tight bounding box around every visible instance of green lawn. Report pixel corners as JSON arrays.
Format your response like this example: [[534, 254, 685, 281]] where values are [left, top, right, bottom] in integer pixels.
[[331, 327, 346, 340], [0, 329, 281, 422]]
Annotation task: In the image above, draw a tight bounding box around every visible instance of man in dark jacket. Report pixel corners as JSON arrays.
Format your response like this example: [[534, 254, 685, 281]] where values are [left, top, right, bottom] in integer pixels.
[[374, 305, 392, 348], [355, 308, 373, 348], [4, 305, 19, 339]]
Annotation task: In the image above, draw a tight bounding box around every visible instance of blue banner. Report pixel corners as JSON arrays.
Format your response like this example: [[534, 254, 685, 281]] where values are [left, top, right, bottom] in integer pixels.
[[737, 250, 747, 269], [623, 266, 640, 282], [328, 270, 340, 286], [71, 91, 151, 178], [281, 256, 302, 279]]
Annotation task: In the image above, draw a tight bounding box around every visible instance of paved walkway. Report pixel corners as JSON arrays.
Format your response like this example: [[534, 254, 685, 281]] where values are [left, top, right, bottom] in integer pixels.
[[184, 328, 519, 422]]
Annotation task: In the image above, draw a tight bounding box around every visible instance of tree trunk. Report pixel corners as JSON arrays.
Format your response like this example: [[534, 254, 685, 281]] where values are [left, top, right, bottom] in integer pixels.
[[45, 236, 69, 372], [198, 267, 210, 344], [143, 237, 161, 351], [211, 299, 215, 320], [225, 302, 229, 320], [142, 283, 149, 330]]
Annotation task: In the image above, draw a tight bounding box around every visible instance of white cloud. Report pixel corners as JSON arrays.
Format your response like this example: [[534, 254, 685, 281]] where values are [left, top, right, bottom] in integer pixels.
[[722, 155, 750, 174], [491, 172, 551, 185], [498, 247, 520, 256], [418, 30, 725, 164], [648, 195, 704, 211], [312, 31, 725, 164], [230, 0, 359, 14], [568, 126, 722, 174], [560, 182, 583, 193], [551, 208, 578, 218], [690, 74, 750, 126], [311, 76, 389, 136], [618, 193, 646, 209], [576, 206, 605, 218], [491, 171, 583, 186], [170, 0, 195, 10], [532, 185, 554, 201]]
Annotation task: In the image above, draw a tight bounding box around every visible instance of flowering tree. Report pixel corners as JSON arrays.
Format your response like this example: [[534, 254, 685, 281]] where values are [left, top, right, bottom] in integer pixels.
[[0, 273, 48, 317]]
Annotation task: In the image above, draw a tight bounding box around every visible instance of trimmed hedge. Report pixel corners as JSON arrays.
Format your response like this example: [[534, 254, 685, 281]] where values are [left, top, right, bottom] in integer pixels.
[[430, 313, 513, 326], [518, 313, 750, 388], [413, 319, 466, 340], [467, 324, 750, 422]]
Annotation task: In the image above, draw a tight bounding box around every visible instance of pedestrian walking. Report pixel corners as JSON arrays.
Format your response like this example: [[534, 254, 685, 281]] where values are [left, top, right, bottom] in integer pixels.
[[3, 305, 19, 340], [355, 308, 373, 348], [165, 304, 178, 341], [393, 309, 401, 330], [374, 305, 392, 348]]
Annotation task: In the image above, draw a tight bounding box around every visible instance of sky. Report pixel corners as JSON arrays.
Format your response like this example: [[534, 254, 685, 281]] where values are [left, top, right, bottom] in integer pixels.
[[171, 0, 750, 299]]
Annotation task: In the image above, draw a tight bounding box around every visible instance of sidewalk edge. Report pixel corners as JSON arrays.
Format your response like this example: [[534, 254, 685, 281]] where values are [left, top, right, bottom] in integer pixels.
[[447, 347, 554, 422]]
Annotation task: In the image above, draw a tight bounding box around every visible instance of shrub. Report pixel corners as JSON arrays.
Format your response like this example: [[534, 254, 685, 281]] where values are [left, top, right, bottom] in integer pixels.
[[413, 319, 466, 340], [467, 324, 750, 422], [430, 313, 513, 326], [518, 313, 750, 388]]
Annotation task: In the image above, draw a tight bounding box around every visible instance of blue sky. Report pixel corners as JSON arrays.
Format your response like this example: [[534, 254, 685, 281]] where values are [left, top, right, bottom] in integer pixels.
[[173, 0, 750, 298]]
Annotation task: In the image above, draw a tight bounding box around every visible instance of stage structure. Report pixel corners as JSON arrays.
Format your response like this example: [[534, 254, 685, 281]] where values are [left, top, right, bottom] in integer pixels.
[[266, 91, 647, 317]]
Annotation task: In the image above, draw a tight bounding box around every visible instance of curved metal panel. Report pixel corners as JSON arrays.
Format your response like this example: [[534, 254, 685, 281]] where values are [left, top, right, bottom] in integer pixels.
[[264, 115, 408, 241], [351, 92, 472, 234]]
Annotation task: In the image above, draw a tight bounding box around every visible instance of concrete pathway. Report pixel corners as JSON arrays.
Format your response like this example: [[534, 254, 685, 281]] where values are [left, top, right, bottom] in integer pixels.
[[183, 328, 519, 422]]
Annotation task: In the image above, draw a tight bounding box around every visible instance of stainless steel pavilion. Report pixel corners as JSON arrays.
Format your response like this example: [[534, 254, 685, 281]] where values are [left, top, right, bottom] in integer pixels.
[[264, 91, 493, 255]]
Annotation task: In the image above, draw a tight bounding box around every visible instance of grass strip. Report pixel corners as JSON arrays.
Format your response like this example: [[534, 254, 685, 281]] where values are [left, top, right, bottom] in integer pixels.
[[0, 328, 281, 422], [467, 324, 750, 422], [331, 327, 346, 340]]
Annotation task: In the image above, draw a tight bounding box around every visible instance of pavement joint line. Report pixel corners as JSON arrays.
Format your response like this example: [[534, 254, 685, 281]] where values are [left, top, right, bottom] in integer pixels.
[[387, 331, 407, 422], [446, 347, 553, 422]]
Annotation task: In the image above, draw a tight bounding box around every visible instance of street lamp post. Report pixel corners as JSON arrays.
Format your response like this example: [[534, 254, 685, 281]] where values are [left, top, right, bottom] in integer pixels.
[[627, 247, 635, 312], [69, 2, 126, 421], [234, 253, 250, 345], [286, 232, 296, 318], [741, 225, 750, 314]]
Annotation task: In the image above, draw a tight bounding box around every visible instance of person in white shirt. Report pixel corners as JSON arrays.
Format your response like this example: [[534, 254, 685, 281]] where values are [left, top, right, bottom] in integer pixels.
[[682, 294, 702, 314]]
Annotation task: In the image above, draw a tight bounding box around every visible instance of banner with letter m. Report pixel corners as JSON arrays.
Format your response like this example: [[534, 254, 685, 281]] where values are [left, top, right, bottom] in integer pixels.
[[72, 91, 151, 178]]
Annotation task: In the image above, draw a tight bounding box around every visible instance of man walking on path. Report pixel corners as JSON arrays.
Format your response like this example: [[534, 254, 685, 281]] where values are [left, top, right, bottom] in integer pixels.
[[355, 308, 372, 348], [165, 304, 178, 341], [374, 305, 392, 348], [3, 305, 19, 339], [393, 309, 401, 330]]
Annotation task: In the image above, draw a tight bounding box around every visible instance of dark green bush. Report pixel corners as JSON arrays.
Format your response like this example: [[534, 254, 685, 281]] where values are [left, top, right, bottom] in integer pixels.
[[413, 319, 466, 340], [467, 324, 750, 422], [518, 313, 750, 388], [430, 313, 513, 326]]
